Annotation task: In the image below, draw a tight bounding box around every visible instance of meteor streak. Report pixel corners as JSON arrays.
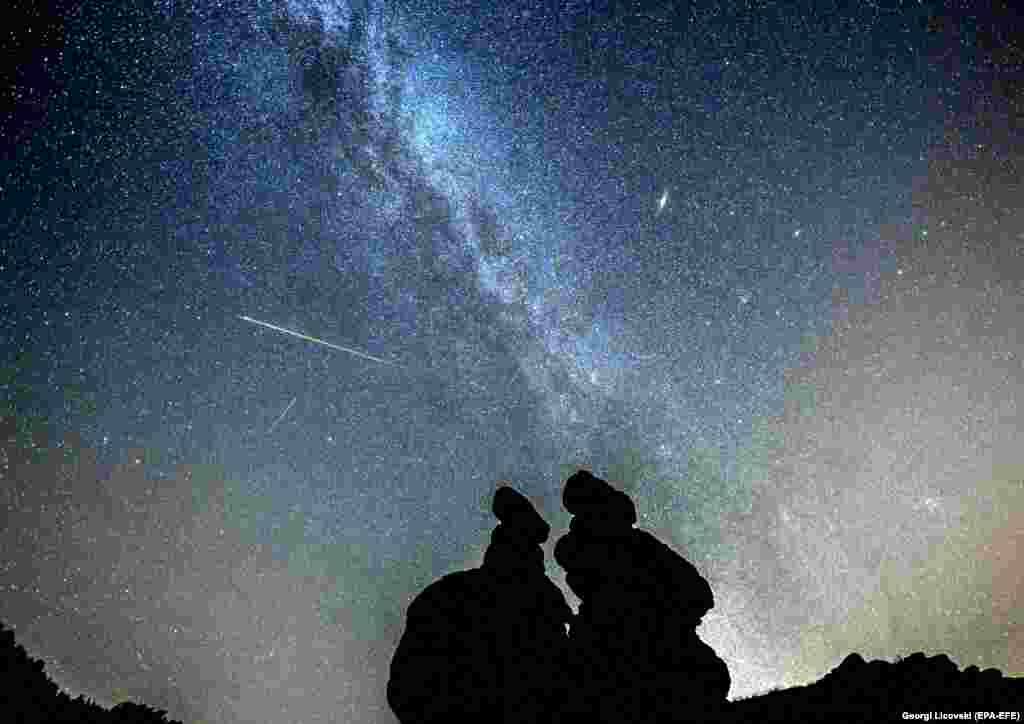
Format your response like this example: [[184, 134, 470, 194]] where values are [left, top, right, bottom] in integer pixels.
[[238, 315, 396, 365], [267, 396, 297, 434]]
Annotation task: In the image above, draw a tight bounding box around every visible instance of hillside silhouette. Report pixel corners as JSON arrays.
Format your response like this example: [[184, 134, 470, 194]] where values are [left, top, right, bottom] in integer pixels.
[[0, 620, 183, 724], [729, 651, 1023, 723]]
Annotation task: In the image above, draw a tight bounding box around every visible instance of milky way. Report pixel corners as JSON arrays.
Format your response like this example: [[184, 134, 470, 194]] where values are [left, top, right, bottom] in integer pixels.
[[2, 1, 1022, 722]]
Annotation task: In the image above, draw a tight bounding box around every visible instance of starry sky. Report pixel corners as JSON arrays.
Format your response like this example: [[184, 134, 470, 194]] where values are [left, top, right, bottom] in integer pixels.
[[2, 0, 1022, 721]]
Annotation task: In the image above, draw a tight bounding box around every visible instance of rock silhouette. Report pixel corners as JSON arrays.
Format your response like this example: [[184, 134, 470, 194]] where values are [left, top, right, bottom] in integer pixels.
[[387, 485, 573, 724], [554, 469, 731, 724]]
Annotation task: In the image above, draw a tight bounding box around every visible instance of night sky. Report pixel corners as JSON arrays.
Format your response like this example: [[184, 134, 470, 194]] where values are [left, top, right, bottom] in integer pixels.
[[2, 1, 1022, 722]]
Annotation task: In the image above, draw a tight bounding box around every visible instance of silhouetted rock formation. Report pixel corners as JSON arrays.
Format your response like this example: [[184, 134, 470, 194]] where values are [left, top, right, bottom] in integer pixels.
[[387, 485, 573, 724], [554, 470, 731, 724], [386, 473, 1023, 724], [728, 651, 1024, 723], [0, 620, 182, 724]]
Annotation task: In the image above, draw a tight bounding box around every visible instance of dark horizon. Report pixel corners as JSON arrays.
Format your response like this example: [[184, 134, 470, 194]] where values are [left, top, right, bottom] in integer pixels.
[[3, 437, 1023, 716], [2, 465, 1022, 724]]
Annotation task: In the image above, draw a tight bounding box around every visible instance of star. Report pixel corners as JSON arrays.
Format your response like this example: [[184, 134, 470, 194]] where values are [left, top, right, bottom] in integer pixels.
[[656, 189, 669, 215]]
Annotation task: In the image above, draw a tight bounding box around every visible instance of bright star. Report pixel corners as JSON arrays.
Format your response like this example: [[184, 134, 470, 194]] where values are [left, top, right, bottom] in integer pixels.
[[656, 189, 669, 215]]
